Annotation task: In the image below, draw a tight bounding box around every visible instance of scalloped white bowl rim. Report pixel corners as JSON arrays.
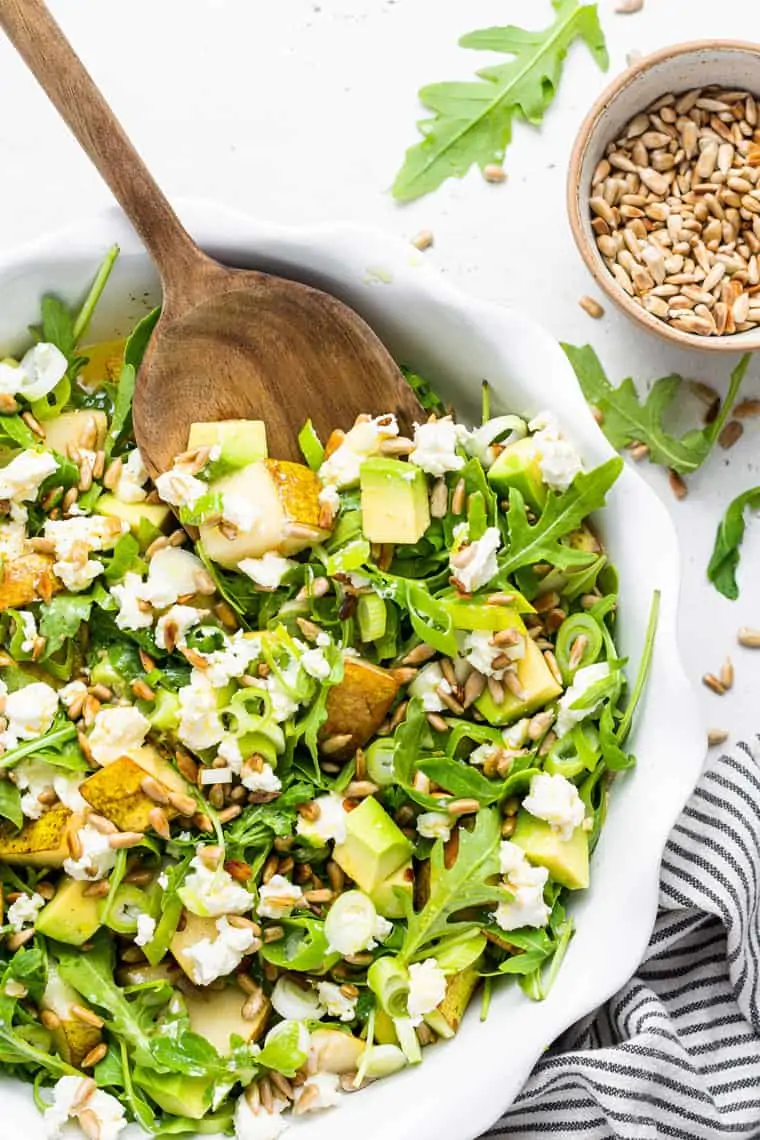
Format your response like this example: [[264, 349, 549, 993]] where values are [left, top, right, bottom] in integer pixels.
[[0, 201, 705, 1140]]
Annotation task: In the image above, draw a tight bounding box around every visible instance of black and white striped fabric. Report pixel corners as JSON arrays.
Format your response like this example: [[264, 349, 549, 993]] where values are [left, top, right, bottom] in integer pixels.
[[492, 741, 760, 1140]]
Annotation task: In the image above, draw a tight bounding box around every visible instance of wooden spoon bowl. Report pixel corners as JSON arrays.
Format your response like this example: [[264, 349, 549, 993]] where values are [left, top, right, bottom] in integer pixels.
[[0, 0, 421, 474]]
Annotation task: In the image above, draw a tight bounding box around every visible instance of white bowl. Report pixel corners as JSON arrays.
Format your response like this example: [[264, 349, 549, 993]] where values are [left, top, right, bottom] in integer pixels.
[[0, 203, 704, 1140]]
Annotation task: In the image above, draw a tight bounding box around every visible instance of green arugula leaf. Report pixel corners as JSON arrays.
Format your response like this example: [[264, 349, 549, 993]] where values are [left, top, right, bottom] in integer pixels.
[[103, 533, 146, 585], [106, 307, 160, 459], [616, 589, 659, 745], [0, 414, 37, 450], [225, 782, 316, 855], [707, 486, 760, 600], [393, 0, 608, 201], [39, 593, 94, 657], [563, 343, 750, 475], [0, 781, 23, 828], [400, 807, 502, 963], [39, 296, 76, 358], [499, 458, 622, 575]]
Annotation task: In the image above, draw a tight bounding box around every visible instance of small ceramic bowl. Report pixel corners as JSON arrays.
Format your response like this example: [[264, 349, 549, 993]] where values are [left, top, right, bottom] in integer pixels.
[[568, 41, 760, 352]]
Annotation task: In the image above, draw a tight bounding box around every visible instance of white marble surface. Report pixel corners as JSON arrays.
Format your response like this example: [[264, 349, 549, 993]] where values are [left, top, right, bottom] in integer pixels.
[[1, 0, 760, 745]]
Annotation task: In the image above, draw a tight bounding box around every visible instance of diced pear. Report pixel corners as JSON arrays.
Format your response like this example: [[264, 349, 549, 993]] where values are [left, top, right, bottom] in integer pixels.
[[78, 339, 126, 385], [80, 746, 189, 832], [43, 411, 108, 456], [475, 638, 562, 725], [424, 965, 480, 1038], [184, 983, 270, 1053], [170, 912, 219, 981], [321, 658, 399, 759], [0, 553, 61, 612], [199, 459, 331, 568], [0, 805, 77, 868], [567, 524, 602, 554], [43, 966, 103, 1068], [36, 877, 103, 946], [309, 1028, 365, 1074], [116, 961, 180, 988]]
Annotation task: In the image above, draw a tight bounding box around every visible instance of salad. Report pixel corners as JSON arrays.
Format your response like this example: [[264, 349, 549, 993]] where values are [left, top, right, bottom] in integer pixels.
[[0, 251, 656, 1140]]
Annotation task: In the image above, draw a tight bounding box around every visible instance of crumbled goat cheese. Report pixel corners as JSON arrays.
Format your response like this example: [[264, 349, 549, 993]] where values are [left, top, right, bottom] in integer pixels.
[[198, 630, 261, 687], [134, 914, 156, 947], [15, 758, 85, 820], [257, 874, 305, 920], [58, 680, 87, 708], [450, 526, 501, 594], [494, 842, 550, 932], [182, 916, 258, 986], [263, 655, 302, 722], [416, 811, 452, 841], [555, 662, 611, 738], [319, 414, 399, 488], [522, 772, 585, 841], [240, 761, 282, 795], [114, 448, 149, 503], [54, 556, 104, 592], [293, 1072, 341, 1113], [7, 892, 45, 932], [155, 604, 204, 649], [316, 981, 357, 1022], [409, 416, 470, 476], [529, 411, 584, 492], [239, 552, 297, 589], [222, 494, 260, 532], [154, 467, 207, 508], [271, 976, 326, 1022], [503, 718, 530, 749], [296, 793, 347, 845], [18, 610, 37, 653], [468, 741, 501, 767], [234, 1095, 290, 1140], [217, 735, 244, 773], [178, 671, 225, 750], [88, 706, 150, 766], [407, 959, 447, 1025], [300, 646, 331, 680], [2, 682, 58, 751], [179, 855, 253, 917], [409, 661, 450, 712], [145, 547, 214, 608], [44, 1076, 127, 1140], [318, 483, 341, 514], [46, 514, 126, 594], [460, 629, 524, 677], [111, 571, 154, 631], [63, 824, 118, 881], [0, 449, 58, 502], [0, 518, 28, 561]]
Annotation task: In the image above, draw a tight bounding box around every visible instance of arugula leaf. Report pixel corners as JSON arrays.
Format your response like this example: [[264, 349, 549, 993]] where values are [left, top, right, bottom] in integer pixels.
[[103, 533, 146, 584], [0, 781, 23, 828], [0, 720, 78, 771], [39, 593, 94, 657], [401, 367, 448, 415], [417, 755, 509, 805], [392, 0, 608, 201], [369, 571, 458, 657], [225, 782, 315, 854], [38, 296, 76, 358], [72, 244, 120, 344], [0, 414, 37, 450], [499, 458, 622, 575], [105, 307, 160, 459], [563, 343, 750, 475], [616, 589, 659, 745], [399, 808, 502, 963], [707, 487, 760, 600]]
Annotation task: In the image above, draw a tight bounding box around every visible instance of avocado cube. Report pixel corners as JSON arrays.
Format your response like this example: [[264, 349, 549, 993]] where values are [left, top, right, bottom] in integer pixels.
[[43, 966, 103, 1068], [131, 1069, 211, 1120], [0, 553, 61, 612], [187, 419, 268, 470], [95, 493, 172, 542], [184, 983, 270, 1053], [442, 601, 528, 634], [80, 746, 189, 832], [369, 860, 414, 919], [0, 805, 75, 868], [333, 796, 412, 893], [359, 457, 430, 545], [512, 811, 589, 890], [44, 411, 108, 456], [36, 877, 104, 946], [488, 438, 547, 512], [475, 638, 562, 726], [321, 658, 399, 759], [424, 965, 481, 1039]]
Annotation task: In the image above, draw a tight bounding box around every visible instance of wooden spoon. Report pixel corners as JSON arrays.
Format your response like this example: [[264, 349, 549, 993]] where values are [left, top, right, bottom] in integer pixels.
[[0, 0, 422, 474]]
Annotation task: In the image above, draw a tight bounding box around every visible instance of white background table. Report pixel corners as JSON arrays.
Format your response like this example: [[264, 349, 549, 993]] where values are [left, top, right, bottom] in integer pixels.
[[1, 0, 759, 746]]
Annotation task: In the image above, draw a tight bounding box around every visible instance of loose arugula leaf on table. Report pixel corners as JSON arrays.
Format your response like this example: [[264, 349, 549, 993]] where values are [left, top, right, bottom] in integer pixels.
[[392, 0, 608, 202], [563, 343, 750, 475], [399, 807, 502, 963], [707, 486, 760, 600], [498, 458, 622, 576]]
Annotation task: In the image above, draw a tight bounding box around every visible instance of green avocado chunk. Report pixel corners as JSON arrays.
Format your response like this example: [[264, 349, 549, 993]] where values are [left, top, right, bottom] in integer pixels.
[[369, 859, 414, 918], [360, 457, 430, 545], [95, 493, 172, 541], [474, 639, 562, 725], [511, 810, 589, 889], [333, 796, 413, 893], [487, 438, 547, 511], [36, 877, 104, 946], [187, 418, 268, 470]]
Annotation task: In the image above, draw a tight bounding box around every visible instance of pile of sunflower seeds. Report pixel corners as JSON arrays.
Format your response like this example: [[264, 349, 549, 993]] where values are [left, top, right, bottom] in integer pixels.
[[590, 86, 760, 336]]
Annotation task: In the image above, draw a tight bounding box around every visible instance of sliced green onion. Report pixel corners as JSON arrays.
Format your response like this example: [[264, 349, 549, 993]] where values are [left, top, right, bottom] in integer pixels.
[[554, 613, 603, 683], [104, 884, 149, 935], [73, 244, 120, 344], [357, 594, 387, 642], [392, 1016, 422, 1064], [325, 890, 378, 956], [365, 738, 397, 787], [260, 917, 337, 972], [367, 956, 410, 1019], [616, 589, 660, 745], [298, 419, 325, 470], [361, 1043, 407, 1080]]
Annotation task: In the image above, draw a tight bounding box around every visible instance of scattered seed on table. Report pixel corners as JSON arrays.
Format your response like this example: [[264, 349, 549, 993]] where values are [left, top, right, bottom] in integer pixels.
[[579, 295, 605, 318], [615, 0, 643, 11], [411, 230, 434, 251], [718, 420, 744, 449], [707, 728, 729, 747], [668, 470, 688, 500], [738, 626, 760, 647], [702, 672, 726, 695], [719, 656, 734, 690], [483, 164, 507, 183]]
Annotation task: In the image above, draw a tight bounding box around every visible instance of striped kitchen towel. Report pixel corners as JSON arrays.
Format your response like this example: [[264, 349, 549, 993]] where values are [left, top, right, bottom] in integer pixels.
[[493, 741, 760, 1140]]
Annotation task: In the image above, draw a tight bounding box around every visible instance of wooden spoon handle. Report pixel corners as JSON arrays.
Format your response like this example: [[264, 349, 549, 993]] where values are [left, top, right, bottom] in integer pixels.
[[0, 0, 206, 294]]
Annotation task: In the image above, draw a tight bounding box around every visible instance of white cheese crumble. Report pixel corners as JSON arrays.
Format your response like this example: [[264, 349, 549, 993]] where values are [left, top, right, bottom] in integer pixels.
[[18, 610, 37, 653], [522, 772, 585, 841], [178, 671, 225, 751], [256, 874, 305, 920], [0, 449, 57, 502], [45, 514, 127, 593], [7, 891, 45, 932], [44, 1075, 127, 1140], [494, 841, 550, 932], [407, 958, 447, 1025], [222, 494, 260, 532], [296, 793, 347, 845], [88, 706, 150, 766], [217, 735, 244, 773], [239, 552, 297, 589], [155, 604, 204, 649], [450, 526, 501, 594], [408, 661, 449, 712], [318, 414, 399, 489], [0, 343, 67, 403], [461, 629, 524, 677], [15, 758, 86, 820], [300, 646, 331, 680], [111, 571, 154, 631], [179, 854, 253, 917], [263, 655, 303, 723], [63, 824, 118, 881], [241, 761, 282, 795], [183, 916, 258, 986], [154, 467, 207, 508], [318, 483, 340, 514], [234, 1095, 289, 1140], [0, 518, 28, 561], [114, 448, 149, 503], [293, 1072, 341, 1113], [409, 416, 470, 476], [134, 913, 156, 947], [58, 680, 87, 708], [197, 631, 261, 687], [145, 547, 214, 608], [468, 741, 500, 768], [271, 976, 325, 1022], [555, 661, 611, 738], [316, 980, 357, 1022], [503, 718, 530, 749], [1, 682, 58, 749], [528, 411, 584, 492], [416, 811, 452, 842]]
